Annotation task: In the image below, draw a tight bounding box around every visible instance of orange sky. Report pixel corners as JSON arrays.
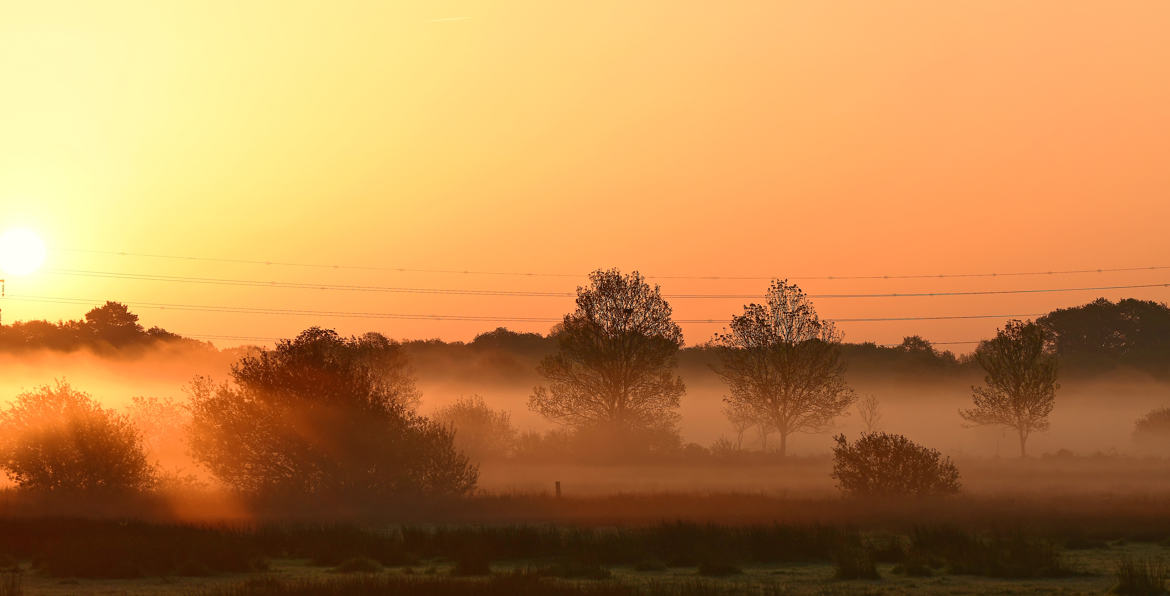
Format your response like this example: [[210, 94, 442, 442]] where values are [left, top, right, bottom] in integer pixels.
[[1, 0, 1168, 348]]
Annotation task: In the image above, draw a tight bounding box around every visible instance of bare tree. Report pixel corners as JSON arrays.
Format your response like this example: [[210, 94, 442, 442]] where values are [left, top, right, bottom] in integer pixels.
[[856, 394, 882, 433], [722, 401, 757, 450], [529, 269, 685, 453], [712, 279, 856, 456], [960, 319, 1058, 457]]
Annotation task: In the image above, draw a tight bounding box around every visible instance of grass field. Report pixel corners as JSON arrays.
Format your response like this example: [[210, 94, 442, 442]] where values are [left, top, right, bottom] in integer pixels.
[[1, 499, 1168, 595], [4, 543, 1167, 595]]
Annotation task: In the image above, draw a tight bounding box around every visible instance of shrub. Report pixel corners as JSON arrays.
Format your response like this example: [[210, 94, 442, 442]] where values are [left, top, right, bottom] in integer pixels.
[[1134, 408, 1170, 452], [831, 433, 960, 497], [433, 396, 517, 462], [832, 545, 880, 580], [0, 381, 154, 493], [188, 328, 477, 501], [910, 527, 1070, 578], [1114, 556, 1168, 595]]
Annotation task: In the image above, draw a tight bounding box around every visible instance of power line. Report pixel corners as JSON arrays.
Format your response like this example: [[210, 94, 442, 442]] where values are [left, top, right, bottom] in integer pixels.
[[54, 247, 1170, 282], [4, 293, 1046, 325], [182, 334, 984, 347], [39, 268, 1170, 300]]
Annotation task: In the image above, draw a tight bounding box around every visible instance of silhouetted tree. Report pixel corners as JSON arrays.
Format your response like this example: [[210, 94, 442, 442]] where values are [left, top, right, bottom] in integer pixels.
[[84, 301, 145, 345], [433, 395, 517, 461], [529, 269, 685, 454], [855, 394, 882, 433], [831, 432, 960, 497], [1133, 407, 1170, 452], [0, 381, 154, 493], [1039, 298, 1170, 379], [712, 279, 856, 456], [960, 320, 1058, 457], [722, 401, 758, 450], [188, 327, 476, 500], [897, 335, 935, 354]]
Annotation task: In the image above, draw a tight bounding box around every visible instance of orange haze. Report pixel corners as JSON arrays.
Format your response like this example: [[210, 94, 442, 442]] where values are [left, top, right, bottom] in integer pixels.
[[2, 0, 1168, 347]]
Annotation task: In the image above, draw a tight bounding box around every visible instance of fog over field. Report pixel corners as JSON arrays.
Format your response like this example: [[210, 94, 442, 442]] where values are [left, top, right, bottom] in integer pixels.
[[2, 330, 1166, 499]]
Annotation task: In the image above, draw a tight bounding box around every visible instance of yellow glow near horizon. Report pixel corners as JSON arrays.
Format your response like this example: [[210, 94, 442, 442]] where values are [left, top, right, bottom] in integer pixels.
[[0, 228, 47, 276]]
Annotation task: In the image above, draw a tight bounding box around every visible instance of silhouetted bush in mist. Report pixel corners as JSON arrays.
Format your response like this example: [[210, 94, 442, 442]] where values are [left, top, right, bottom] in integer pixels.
[[831, 432, 960, 497], [188, 327, 476, 502], [1134, 407, 1170, 452], [0, 381, 155, 494]]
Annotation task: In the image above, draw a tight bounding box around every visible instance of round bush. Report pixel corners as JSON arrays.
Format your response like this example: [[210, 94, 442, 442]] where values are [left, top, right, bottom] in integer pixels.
[[831, 432, 960, 497]]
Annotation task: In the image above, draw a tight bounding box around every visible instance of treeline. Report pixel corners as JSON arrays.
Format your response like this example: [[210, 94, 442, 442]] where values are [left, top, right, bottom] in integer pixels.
[[0, 300, 209, 354], [3, 298, 1167, 382], [404, 297, 1170, 382]]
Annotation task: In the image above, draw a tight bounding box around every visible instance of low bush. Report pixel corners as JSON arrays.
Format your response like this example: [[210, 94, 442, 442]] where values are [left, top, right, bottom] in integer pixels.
[[910, 526, 1070, 578], [831, 433, 960, 497], [832, 545, 879, 580]]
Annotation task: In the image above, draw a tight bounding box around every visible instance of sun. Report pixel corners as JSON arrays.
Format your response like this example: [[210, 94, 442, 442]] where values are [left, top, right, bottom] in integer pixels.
[[0, 228, 47, 276]]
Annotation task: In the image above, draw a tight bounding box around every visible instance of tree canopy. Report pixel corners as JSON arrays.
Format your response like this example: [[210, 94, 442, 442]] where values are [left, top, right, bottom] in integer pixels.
[[189, 327, 475, 500], [960, 319, 1059, 457], [712, 279, 855, 456], [1039, 298, 1170, 379], [0, 381, 154, 493], [529, 269, 685, 454]]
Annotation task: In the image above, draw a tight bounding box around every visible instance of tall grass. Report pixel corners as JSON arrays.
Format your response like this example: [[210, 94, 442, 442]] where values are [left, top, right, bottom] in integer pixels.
[[1114, 557, 1168, 595], [0, 569, 20, 596], [202, 573, 792, 596], [0, 518, 1084, 580]]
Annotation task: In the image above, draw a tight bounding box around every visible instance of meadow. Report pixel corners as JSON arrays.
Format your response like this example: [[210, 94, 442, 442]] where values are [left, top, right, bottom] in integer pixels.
[[3, 481, 1170, 595]]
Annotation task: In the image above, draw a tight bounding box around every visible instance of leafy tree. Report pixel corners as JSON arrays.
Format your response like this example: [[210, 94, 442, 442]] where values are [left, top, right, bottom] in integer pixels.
[[1133, 407, 1170, 452], [84, 301, 145, 345], [1039, 298, 1170, 379], [960, 320, 1058, 457], [0, 381, 154, 493], [712, 279, 856, 456], [529, 269, 685, 454], [433, 395, 517, 461], [831, 432, 960, 497], [188, 327, 476, 500]]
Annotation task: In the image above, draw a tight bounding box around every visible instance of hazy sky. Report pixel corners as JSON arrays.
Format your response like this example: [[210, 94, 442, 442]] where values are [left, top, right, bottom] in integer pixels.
[[2, 0, 1168, 347]]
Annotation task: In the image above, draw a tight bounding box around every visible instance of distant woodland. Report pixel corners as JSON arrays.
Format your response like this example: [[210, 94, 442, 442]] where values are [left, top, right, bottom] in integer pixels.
[[2, 297, 1168, 382]]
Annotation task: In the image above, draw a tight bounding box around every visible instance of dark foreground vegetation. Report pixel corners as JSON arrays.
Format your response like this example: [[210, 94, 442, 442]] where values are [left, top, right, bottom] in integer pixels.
[[3, 504, 1169, 594], [0, 517, 1086, 580], [200, 574, 752, 596]]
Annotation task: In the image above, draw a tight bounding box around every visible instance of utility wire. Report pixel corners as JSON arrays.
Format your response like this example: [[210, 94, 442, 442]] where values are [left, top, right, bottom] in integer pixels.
[[53, 248, 1170, 282], [40, 268, 1170, 300], [183, 333, 982, 347]]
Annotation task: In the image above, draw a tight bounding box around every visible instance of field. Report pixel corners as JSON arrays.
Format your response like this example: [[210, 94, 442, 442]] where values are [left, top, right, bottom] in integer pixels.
[[4, 478, 1170, 595]]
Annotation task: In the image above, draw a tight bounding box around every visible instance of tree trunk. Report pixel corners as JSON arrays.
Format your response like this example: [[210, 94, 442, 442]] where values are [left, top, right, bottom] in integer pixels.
[[1018, 429, 1027, 458], [778, 431, 788, 457]]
